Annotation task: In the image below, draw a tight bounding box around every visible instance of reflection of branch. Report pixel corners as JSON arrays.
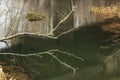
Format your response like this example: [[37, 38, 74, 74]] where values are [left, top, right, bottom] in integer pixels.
[[51, 49, 84, 61], [0, 49, 84, 77], [0, 52, 42, 57], [48, 52, 77, 77], [47, 49, 84, 77]]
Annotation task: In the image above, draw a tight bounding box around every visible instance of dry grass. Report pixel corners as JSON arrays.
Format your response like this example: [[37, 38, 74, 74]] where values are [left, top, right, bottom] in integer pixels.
[[91, 6, 120, 43], [91, 6, 120, 19], [0, 65, 6, 80], [102, 22, 120, 34], [0, 64, 29, 80]]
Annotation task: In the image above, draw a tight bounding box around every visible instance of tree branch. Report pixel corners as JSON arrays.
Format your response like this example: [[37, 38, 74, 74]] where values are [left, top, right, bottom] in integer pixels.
[[49, 0, 76, 35], [53, 8, 75, 31], [56, 20, 83, 37], [0, 32, 57, 42], [0, 49, 84, 77]]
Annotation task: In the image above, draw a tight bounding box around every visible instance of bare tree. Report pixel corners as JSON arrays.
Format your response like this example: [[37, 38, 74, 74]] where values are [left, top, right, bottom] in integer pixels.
[[0, 0, 84, 77]]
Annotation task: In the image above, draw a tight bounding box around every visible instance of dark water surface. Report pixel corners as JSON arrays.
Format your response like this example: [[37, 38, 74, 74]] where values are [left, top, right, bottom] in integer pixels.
[[0, 25, 120, 80], [44, 25, 120, 80]]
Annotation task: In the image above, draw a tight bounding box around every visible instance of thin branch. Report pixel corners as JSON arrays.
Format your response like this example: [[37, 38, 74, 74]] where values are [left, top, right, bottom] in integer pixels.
[[71, 0, 74, 10], [56, 49, 84, 61], [0, 49, 83, 77], [49, 0, 76, 35], [0, 32, 57, 42], [48, 52, 77, 76], [37, 49, 84, 61], [0, 52, 43, 57], [53, 8, 75, 32], [56, 20, 83, 37], [40, 49, 83, 76]]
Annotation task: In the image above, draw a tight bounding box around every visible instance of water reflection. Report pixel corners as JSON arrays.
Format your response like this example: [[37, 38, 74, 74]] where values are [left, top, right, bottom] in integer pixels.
[[0, 24, 120, 80], [0, 0, 120, 80]]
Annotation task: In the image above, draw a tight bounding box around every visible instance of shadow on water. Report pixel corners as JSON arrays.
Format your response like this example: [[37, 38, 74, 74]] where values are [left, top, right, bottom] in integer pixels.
[[44, 23, 120, 80], [0, 22, 120, 80]]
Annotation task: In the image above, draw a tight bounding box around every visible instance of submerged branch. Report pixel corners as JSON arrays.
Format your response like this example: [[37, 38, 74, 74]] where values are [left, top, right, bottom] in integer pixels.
[[0, 52, 42, 57], [0, 49, 83, 77], [48, 52, 77, 77], [51, 49, 84, 61]]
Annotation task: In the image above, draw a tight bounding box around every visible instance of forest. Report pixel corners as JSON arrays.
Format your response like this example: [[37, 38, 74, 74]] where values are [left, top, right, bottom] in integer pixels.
[[0, 0, 120, 80]]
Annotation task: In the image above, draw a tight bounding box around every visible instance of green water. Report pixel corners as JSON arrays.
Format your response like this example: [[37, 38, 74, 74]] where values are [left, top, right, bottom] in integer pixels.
[[23, 26, 119, 80], [43, 26, 120, 80], [0, 25, 120, 80]]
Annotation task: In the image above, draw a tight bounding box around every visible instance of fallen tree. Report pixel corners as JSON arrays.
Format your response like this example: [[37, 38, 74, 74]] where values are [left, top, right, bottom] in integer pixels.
[[1, 2, 119, 80], [0, 0, 86, 79]]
